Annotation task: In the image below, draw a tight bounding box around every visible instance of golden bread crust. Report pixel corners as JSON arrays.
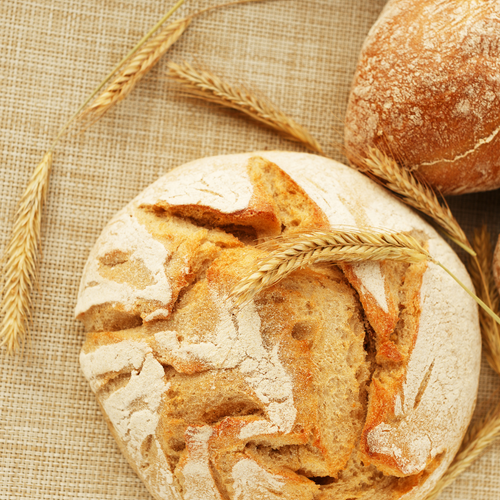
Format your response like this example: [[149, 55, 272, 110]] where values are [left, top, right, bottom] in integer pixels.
[[77, 152, 481, 500], [345, 0, 500, 195]]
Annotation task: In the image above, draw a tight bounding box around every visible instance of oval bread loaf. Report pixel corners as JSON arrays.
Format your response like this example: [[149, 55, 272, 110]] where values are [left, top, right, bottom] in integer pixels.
[[345, 0, 500, 195], [76, 152, 481, 500]]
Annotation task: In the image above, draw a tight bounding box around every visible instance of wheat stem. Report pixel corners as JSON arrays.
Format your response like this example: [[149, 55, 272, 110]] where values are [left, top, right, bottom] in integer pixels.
[[168, 61, 324, 154], [0, 153, 52, 353], [78, 0, 274, 127], [468, 227, 500, 374], [435, 260, 500, 326]]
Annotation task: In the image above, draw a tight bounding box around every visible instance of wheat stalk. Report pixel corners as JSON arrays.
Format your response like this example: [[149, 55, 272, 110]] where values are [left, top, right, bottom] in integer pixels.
[[0, 0, 187, 354], [230, 229, 500, 325], [79, 0, 277, 126], [468, 226, 500, 374], [167, 61, 324, 154], [55, 0, 188, 145], [358, 148, 474, 256], [229, 230, 429, 307], [0, 153, 52, 353], [426, 400, 500, 500], [79, 17, 191, 124]]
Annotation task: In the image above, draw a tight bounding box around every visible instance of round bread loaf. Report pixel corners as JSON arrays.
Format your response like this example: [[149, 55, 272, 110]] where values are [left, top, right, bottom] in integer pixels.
[[76, 152, 481, 500], [344, 0, 500, 195]]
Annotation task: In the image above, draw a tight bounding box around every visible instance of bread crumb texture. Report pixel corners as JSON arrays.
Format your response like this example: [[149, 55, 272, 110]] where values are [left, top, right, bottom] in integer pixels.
[[345, 0, 500, 194], [77, 152, 481, 500]]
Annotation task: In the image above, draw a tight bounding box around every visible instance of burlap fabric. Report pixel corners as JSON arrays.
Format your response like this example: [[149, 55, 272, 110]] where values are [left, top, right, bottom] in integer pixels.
[[1, 0, 499, 498]]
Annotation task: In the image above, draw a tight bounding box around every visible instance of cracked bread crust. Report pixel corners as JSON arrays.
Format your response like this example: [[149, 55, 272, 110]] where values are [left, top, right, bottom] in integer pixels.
[[345, 0, 500, 195], [77, 152, 480, 500]]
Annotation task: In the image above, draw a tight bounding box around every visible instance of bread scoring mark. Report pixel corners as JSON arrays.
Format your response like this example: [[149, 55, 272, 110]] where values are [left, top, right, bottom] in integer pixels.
[[231, 459, 285, 499], [139, 156, 285, 240], [75, 210, 172, 318], [402, 237, 480, 414], [351, 262, 389, 313], [365, 237, 480, 477], [272, 154, 359, 230], [263, 153, 388, 318], [147, 440, 183, 500], [413, 360, 434, 411], [80, 339, 151, 393], [97, 256, 155, 290], [137, 157, 254, 214], [81, 340, 181, 500], [265, 152, 393, 315], [178, 426, 224, 500], [154, 293, 297, 437], [367, 422, 433, 476]]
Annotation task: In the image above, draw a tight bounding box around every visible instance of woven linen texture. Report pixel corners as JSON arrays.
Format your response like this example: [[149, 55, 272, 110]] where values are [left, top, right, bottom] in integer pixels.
[[1, 0, 499, 498]]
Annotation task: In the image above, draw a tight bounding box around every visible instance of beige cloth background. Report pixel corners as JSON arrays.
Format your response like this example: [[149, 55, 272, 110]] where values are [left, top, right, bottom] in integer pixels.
[[1, 0, 499, 498]]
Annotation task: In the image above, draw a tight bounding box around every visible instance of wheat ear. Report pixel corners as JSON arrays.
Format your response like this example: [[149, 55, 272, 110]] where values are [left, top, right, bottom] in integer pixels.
[[358, 148, 474, 256], [167, 61, 324, 154], [230, 230, 500, 326], [229, 230, 429, 307], [468, 226, 500, 374], [80, 17, 191, 124], [0, 153, 52, 353], [425, 400, 500, 500]]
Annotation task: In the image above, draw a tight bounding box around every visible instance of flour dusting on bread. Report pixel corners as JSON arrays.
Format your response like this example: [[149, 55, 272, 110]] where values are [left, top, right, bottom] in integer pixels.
[[76, 210, 172, 326]]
